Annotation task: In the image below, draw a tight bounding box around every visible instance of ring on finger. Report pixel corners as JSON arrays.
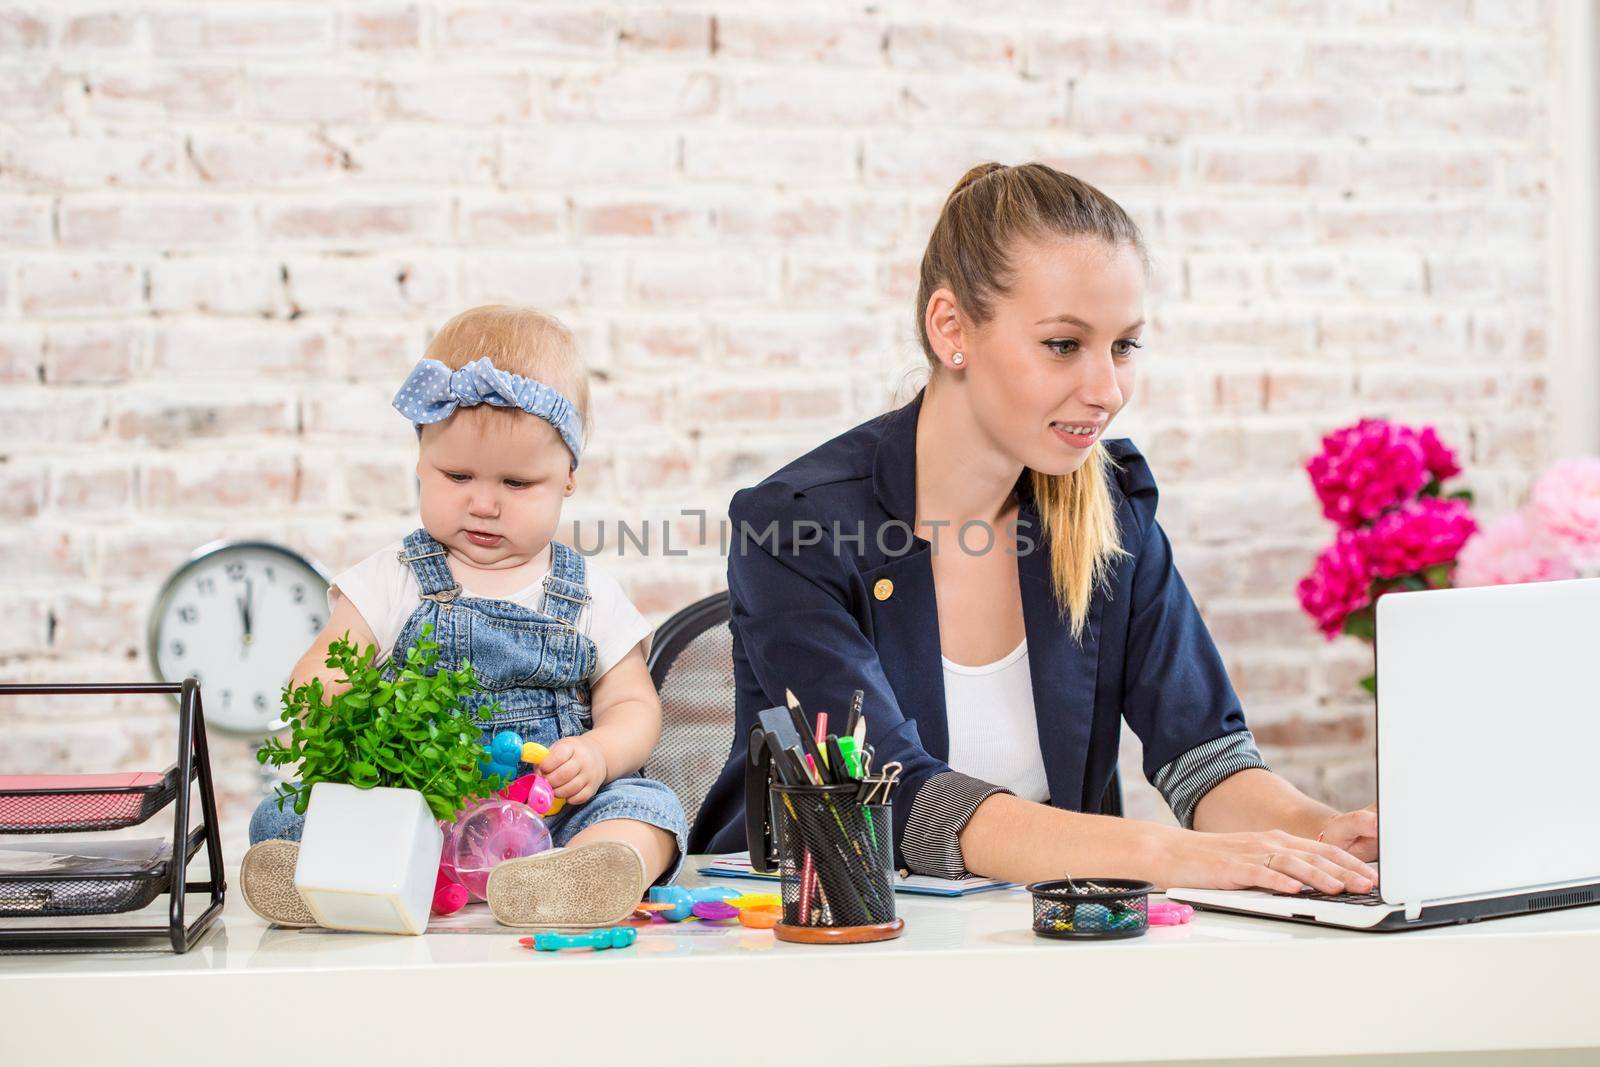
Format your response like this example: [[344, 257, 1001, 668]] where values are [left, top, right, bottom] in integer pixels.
[[1265, 852, 1277, 871]]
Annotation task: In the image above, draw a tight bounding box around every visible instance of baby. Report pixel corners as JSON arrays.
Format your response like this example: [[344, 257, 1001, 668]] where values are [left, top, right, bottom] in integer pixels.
[[240, 305, 687, 929]]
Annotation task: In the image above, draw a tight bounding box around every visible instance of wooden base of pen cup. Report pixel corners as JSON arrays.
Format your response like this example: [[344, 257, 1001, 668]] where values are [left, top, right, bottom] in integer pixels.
[[774, 917, 904, 945]]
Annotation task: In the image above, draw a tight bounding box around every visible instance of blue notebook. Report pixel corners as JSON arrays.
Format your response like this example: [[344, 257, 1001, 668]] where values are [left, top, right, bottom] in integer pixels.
[[697, 852, 1014, 898]]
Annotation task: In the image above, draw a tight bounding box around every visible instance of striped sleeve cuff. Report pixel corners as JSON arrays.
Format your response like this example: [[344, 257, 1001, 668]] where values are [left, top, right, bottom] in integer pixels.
[[1151, 730, 1269, 829], [902, 771, 1011, 879]]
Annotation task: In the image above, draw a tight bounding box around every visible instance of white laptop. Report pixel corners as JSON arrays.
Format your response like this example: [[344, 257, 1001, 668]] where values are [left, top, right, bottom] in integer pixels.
[[1167, 576, 1600, 931]]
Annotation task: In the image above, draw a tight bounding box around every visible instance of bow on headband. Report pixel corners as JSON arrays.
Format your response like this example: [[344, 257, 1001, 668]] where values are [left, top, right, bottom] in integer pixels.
[[392, 357, 583, 468]]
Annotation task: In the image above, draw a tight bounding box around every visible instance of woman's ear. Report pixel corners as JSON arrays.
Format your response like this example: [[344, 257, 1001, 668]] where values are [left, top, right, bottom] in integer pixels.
[[564, 471, 577, 497], [924, 287, 969, 371]]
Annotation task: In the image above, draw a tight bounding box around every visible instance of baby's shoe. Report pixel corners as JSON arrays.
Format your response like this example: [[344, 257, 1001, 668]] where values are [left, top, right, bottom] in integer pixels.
[[485, 840, 647, 929], [239, 839, 318, 928]]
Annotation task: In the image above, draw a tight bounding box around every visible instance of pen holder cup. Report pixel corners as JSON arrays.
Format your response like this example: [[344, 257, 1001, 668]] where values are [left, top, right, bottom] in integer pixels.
[[769, 783, 902, 945], [1027, 878, 1155, 941]]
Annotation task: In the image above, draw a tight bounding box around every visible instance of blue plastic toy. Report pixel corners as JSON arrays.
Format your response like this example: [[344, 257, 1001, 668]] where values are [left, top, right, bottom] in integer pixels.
[[528, 927, 637, 952], [645, 884, 741, 922], [480, 730, 528, 781]]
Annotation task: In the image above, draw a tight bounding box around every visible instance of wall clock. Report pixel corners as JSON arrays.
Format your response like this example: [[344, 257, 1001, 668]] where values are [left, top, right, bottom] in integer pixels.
[[148, 540, 331, 733]]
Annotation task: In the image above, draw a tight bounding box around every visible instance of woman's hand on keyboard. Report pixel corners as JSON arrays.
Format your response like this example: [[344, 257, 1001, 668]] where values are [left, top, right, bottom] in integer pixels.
[[1151, 826, 1379, 895], [1315, 803, 1378, 862]]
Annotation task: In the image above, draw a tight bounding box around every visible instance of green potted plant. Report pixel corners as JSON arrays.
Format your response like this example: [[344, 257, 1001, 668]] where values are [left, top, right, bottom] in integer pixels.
[[258, 625, 504, 934]]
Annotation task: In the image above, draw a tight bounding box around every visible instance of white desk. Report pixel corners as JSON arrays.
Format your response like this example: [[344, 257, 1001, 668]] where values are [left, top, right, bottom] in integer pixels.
[[2, 860, 1598, 1067]]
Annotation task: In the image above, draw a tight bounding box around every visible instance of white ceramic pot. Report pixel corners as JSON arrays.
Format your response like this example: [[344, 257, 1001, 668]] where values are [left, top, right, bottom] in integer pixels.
[[293, 783, 443, 935]]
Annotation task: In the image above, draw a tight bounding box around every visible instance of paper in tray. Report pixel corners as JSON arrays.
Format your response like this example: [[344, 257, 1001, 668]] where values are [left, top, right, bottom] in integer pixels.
[[0, 837, 170, 878]]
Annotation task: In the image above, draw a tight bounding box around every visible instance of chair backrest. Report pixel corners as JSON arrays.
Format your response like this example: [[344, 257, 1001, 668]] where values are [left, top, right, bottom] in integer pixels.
[[644, 592, 736, 832], [641, 589, 1125, 828]]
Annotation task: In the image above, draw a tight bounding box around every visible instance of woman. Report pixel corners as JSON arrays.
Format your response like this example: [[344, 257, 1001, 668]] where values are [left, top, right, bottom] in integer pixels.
[[691, 163, 1378, 894]]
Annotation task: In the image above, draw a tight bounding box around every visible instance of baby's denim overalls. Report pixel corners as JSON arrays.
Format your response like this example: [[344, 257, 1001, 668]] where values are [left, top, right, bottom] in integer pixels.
[[250, 529, 688, 883]]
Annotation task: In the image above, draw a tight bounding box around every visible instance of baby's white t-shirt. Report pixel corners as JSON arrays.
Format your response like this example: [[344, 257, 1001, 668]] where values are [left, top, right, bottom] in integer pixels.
[[327, 541, 651, 683]]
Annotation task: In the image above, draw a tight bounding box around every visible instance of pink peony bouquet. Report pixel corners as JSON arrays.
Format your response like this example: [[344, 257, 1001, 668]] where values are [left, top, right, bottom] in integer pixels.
[[1454, 456, 1600, 587], [1296, 419, 1477, 692]]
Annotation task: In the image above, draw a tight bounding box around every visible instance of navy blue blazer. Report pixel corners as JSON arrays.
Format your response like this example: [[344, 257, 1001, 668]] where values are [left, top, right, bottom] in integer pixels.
[[689, 391, 1263, 871]]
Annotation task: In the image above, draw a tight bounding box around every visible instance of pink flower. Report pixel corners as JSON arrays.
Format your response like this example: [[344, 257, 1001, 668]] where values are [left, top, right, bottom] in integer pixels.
[[1416, 426, 1461, 482], [1365, 497, 1479, 579], [1529, 457, 1600, 569], [1306, 419, 1431, 529], [1297, 529, 1373, 639], [1454, 512, 1579, 588]]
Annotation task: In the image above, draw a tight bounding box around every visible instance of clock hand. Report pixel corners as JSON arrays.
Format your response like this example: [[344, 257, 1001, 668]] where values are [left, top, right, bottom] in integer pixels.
[[237, 578, 254, 649]]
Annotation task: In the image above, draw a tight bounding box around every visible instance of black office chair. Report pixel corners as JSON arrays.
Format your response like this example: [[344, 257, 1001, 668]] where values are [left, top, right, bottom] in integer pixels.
[[643, 590, 1124, 826], [644, 592, 736, 832]]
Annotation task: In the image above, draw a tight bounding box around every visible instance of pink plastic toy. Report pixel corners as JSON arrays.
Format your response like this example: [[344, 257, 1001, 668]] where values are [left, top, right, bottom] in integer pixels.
[[433, 870, 469, 916], [482, 731, 566, 818], [441, 796, 552, 902]]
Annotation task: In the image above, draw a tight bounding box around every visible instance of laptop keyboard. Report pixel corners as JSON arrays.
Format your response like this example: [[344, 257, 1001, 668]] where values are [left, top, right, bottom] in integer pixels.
[[1287, 886, 1388, 906]]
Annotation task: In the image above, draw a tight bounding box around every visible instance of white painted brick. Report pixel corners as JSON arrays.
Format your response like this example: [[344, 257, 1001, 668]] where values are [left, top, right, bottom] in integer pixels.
[[261, 198, 450, 248], [146, 259, 283, 316], [903, 73, 1062, 130], [2, 130, 183, 189], [438, 6, 614, 58], [382, 71, 533, 125], [500, 129, 679, 187], [547, 70, 717, 123], [187, 130, 345, 186], [149, 322, 333, 379], [59, 199, 253, 250], [713, 14, 882, 66], [245, 73, 380, 124], [283, 255, 456, 316], [43, 323, 143, 383], [685, 131, 857, 185], [88, 63, 242, 120], [459, 253, 592, 307], [0, 199, 52, 246], [0, 64, 69, 120], [17, 260, 142, 317]]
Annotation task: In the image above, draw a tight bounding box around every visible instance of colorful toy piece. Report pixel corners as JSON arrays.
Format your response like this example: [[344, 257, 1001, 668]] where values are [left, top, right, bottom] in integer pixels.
[[645, 884, 741, 922], [481, 730, 565, 818], [738, 905, 782, 930], [1147, 901, 1195, 926], [442, 796, 552, 902], [524, 926, 637, 952], [432, 869, 469, 916]]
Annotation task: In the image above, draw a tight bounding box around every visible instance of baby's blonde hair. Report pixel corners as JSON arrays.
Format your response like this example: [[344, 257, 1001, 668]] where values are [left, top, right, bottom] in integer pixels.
[[422, 305, 592, 447]]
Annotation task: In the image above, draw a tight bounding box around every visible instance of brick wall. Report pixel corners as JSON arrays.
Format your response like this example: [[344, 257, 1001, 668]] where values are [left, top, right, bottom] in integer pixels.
[[0, 1, 1560, 851]]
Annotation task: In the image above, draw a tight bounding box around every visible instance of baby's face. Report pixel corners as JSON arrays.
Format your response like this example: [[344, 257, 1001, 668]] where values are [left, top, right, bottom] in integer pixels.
[[416, 411, 574, 570]]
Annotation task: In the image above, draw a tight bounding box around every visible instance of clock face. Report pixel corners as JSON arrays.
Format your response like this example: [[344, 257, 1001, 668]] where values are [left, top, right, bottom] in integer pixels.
[[150, 541, 331, 733]]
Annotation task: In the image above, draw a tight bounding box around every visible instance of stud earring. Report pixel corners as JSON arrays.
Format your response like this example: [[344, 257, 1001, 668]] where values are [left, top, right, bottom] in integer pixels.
[[951, 352, 965, 366]]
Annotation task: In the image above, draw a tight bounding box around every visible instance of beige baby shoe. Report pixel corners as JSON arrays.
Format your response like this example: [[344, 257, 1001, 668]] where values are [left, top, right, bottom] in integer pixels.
[[486, 840, 647, 929], [239, 839, 319, 928]]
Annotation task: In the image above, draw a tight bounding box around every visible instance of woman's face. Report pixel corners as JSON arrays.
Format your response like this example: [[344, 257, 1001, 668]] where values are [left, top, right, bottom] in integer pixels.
[[416, 410, 574, 570], [944, 235, 1145, 478]]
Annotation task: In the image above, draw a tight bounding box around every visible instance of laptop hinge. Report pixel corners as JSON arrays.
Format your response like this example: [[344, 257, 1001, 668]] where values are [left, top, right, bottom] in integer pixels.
[[1404, 899, 1423, 921]]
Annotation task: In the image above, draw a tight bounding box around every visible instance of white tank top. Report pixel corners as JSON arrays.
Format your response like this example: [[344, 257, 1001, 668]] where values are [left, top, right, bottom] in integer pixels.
[[941, 639, 1050, 803]]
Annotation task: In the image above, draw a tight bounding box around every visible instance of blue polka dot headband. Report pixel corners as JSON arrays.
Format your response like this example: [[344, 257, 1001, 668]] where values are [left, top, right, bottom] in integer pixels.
[[392, 356, 584, 469]]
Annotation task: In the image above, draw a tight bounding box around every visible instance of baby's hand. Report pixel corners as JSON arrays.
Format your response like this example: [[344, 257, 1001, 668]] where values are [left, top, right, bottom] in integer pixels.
[[541, 735, 607, 805]]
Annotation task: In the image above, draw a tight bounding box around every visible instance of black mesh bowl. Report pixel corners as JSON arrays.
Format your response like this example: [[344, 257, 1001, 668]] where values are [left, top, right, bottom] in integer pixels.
[[1027, 878, 1154, 940]]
